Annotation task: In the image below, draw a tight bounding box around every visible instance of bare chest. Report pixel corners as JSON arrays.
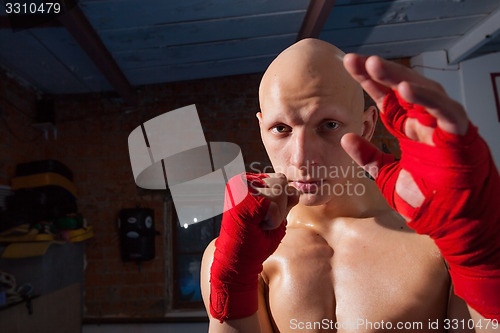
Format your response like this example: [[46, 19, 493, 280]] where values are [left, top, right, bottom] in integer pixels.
[[262, 224, 450, 333]]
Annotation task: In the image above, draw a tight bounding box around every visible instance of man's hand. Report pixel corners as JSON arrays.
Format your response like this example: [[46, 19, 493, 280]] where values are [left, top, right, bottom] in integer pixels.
[[343, 54, 469, 135], [341, 54, 470, 218], [254, 173, 299, 230]]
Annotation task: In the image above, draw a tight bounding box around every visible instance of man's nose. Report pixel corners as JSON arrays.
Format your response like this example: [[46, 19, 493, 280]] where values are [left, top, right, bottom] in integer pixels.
[[290, 130, 317, 171]]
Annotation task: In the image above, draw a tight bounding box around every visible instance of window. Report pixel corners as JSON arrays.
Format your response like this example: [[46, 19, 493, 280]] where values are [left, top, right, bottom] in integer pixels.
[[169, 206, 221, 309]]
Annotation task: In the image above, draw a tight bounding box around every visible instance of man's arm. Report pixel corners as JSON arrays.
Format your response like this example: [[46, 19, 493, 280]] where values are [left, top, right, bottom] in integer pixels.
[[342, 53, 500, 322], [201, 239, 275, 333], [448, 284, 500, 332], [200, 173, 298, 332]]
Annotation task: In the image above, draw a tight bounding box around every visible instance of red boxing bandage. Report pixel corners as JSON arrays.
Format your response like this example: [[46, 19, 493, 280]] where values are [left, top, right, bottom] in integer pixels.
[[375, 90, 500, 319], [210, 173, 286, 323]]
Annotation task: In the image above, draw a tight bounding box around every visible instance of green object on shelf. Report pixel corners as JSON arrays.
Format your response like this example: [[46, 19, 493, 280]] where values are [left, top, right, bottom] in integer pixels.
[[55, 214, 83, 230]]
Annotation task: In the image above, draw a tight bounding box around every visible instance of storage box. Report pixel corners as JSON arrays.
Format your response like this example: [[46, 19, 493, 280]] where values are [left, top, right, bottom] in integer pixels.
[[15, 160, 73, 181]]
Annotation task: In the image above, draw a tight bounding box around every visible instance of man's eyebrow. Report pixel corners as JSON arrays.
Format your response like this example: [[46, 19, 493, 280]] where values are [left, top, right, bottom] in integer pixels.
[[262, 111, 292, 124], [317, 117, 340, 123], [263, 117, 290, 128]]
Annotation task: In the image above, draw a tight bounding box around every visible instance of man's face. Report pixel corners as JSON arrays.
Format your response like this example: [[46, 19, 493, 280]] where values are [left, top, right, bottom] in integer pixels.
[[258, 64, 370, 206]]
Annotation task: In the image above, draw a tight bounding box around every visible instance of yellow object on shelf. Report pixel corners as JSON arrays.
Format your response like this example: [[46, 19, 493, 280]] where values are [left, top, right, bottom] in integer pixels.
[[64, 226, 94, 243], [11, 172, 77, 198], [0, 222, 93, 259], [1, 241, 64, 258], [0, 224, 54, 242]]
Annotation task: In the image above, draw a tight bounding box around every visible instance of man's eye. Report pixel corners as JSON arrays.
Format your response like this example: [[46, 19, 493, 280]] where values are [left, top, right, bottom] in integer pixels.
[[271, 125, 290, 134], [324, 121, 339, 130]]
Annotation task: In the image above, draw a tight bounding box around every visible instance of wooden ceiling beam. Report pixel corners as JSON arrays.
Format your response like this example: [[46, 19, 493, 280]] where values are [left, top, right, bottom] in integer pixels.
[[0, 15, 62, 29], [447, 6, 500, 64], [297, 0, 337, 41], [57, 0, 138, 106]]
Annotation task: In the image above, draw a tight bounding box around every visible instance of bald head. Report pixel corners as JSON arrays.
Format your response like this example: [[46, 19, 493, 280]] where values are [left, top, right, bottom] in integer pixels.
[[259, 38, 364, 114]]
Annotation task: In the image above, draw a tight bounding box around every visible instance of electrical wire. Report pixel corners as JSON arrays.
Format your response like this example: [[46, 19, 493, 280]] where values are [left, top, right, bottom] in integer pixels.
[[410, 63, 461, 72]]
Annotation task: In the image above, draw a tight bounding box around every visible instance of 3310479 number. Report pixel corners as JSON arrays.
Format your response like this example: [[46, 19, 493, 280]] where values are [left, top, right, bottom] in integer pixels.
[[4, 2, 61, 14], [443, 318, 499, 330]]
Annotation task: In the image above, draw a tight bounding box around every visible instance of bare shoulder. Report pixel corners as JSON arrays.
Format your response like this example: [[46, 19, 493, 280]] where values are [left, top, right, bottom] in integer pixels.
[[200, 238, 217, 313], [372, 209, 421, 234], [200, 238, 276, 333], [368, 210, 446, 274], [372, 209, 443, 255]]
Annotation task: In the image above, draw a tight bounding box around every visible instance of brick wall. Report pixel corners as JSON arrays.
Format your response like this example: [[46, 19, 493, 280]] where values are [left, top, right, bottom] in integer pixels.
[[46, 73, 270, 318], [0, 68, 43, 186], [1, 65, 400, 319]]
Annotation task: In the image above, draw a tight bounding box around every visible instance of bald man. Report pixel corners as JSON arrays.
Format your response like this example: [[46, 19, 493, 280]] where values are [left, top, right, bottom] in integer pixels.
[[201, 39, 500, 332]]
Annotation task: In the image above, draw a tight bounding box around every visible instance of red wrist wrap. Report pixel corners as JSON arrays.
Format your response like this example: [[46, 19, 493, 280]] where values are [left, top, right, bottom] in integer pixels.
[[209, 173, 286, 323], [376, 91, 500, 319]]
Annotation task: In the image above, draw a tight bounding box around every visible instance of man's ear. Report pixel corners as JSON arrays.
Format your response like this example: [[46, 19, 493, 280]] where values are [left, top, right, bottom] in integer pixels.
[[256, 112, 263, 126], [361, 106, 378, 141]]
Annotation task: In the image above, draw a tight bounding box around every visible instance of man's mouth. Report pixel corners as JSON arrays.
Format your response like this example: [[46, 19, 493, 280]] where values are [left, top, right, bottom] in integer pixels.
[[291, 180, 324, 193]]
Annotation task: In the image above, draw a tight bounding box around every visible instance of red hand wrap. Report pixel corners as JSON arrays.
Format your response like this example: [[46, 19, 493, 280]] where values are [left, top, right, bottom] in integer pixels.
[[210, 173, 286, 323], [375, 90, 500, 319]]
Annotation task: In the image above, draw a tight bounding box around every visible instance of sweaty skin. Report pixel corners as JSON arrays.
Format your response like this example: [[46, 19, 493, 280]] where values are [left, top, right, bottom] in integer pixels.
[[201, 39, 475, 332]]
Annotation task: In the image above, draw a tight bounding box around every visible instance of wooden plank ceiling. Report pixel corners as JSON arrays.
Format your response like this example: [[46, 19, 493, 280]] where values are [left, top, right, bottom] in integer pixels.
[[0, 0, 499, 101]]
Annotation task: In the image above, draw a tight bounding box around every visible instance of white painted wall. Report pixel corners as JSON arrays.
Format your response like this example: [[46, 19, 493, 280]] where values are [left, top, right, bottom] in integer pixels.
[[459, 52, 500, 167], [411, 50, 500, 167], [82, 322, 209, 333]]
